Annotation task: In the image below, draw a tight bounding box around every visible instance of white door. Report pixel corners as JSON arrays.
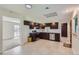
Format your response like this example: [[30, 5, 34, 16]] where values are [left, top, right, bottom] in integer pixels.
[[3, 16, 21, 51]]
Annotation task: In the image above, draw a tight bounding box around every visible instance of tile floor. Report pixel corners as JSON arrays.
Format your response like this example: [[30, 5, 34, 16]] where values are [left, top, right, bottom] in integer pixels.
[[3, 39, 73, 55]]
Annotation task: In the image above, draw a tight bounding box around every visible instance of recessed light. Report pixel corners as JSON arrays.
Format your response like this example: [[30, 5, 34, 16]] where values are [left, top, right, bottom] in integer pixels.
[[25, 4, 32, 9]]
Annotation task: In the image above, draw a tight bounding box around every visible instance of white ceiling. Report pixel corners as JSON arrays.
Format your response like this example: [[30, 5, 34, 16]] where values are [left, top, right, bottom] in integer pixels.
[[0, 4, 79, 23]]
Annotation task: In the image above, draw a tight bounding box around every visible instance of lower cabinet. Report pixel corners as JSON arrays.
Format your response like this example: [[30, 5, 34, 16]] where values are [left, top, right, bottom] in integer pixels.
[[30, 33, 60, 42], [39, 33, 60, 42], [55, 33, 60, 42], [30, 33, 37, 42], [39, 33, 49, 40]]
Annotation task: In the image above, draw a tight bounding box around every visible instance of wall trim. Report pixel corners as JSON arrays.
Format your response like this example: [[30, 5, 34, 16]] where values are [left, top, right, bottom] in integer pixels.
[[0, 50, 2, 54]]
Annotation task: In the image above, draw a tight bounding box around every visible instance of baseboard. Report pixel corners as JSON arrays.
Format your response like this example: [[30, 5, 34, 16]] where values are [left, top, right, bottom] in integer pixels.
[[0, 51, 2, 54]]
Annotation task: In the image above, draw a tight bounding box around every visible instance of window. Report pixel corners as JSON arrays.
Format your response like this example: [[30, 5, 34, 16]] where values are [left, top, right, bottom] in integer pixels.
[[14, 25, 20, 37]]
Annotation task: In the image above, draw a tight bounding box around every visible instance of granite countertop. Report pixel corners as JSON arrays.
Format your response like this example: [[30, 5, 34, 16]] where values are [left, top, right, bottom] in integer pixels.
[[30, 32, 60, 34]]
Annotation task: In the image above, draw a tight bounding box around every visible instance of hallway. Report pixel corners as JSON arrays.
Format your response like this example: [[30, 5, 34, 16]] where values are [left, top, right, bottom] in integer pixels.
[[3, 39, 73, 55]]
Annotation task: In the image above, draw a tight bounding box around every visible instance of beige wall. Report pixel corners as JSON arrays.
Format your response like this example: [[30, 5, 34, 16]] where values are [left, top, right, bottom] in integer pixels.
[[0, 16, 2, 53], [72, 11, 79, 54], [0, 8, 27, 51]]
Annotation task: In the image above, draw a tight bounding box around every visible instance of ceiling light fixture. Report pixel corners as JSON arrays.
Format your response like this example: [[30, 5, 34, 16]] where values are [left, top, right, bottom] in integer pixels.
[[45, 7, 49, 9], [25, 4, 32, 9]]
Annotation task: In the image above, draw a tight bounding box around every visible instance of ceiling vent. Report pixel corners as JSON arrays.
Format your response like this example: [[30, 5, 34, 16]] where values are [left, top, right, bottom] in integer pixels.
[[45, 7, 49, 9], [44, 12, 57, 18]]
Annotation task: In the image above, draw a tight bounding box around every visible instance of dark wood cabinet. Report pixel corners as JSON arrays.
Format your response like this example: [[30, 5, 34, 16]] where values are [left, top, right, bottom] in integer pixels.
[[39, 24, 45, 29], [50, 22, 58, 29], [24, 21, 30, 25], [30, 33, 37, 42], [45, 22, 58, 29], [55, 33, 60, 41], [30, 25, 35, 29], [24, 20, 59, 29], [39, 33, 49, 39], [45, 23, 51, 27], [35, 23, 40, 29], [30, 32, 60, 42], [40, 26, 45, 29], [61, 23, 67, 37]]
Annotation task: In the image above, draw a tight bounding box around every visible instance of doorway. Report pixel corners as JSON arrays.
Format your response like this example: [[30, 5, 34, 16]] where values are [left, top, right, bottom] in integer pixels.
[[61, 23, 67, 37], [2, 16, 21, 51]]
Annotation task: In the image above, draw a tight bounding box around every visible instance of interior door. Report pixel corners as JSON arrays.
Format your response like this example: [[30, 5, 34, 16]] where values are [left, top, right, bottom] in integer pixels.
[[3, 16, 21, 51], [61, 23, 67, 37]]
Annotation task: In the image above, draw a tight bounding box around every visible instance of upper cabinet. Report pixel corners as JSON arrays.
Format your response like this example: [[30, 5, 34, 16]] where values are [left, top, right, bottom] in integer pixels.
[[30, 22, 35, 29], [35, 23, 40, 29], [40, 24, 45, 29], [50, 22, 58, 29], [24, 21, 30, 25], [24, 21, 41, 29], [45, 23, 51, 27], [45, 22, 58, 29], [24, 20, 59, 29]]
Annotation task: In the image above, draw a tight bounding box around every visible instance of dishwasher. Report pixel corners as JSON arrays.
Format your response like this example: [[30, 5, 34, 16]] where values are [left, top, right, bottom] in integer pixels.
[[49, 34, 55, 40]]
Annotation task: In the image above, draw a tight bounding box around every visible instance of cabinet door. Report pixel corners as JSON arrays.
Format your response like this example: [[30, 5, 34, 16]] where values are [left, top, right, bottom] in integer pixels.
[[40, 24, 45, 29], [50, 22, 58, 29], [30, 25, 34, 29], [39, 33, 49, 39], [55, 34, 60, 41], [61, 23, 67, 37]]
